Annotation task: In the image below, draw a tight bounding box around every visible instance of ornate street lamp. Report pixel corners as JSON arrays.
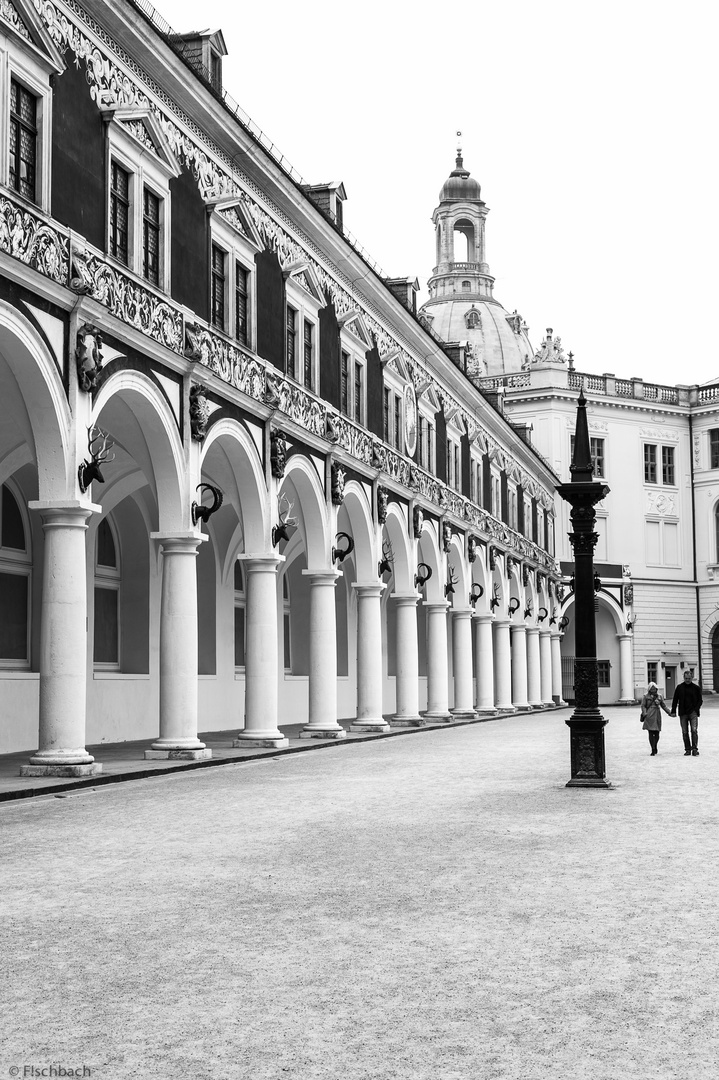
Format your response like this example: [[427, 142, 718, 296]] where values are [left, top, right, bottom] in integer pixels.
[[556, 388, 611, 788]]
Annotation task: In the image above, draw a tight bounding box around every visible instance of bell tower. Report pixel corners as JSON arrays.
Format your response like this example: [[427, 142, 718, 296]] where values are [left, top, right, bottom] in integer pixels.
[[427, 139, 495, 304]]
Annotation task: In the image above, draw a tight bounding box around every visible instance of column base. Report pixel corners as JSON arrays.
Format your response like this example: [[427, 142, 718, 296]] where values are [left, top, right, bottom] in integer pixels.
[[553, 695, 567, 706], [616, 698, 638, 706], [232, 733, 289, 748], [299, 727, 347, 740], [475, 707, 498, 716], [20, 761, 102, 777], [422, 710, 452, 723], [495, 704, 516, 713], [349, 718, 390, 733], [512, 705, 532, 712], [144, 748, 212, 760], [391, 714, 425, 727], [566, 778, 613, 789], [528, 702, 546, 710], [451, 709, 478, 720]]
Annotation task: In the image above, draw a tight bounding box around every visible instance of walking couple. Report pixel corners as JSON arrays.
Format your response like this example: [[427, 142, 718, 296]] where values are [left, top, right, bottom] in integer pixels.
[[640, 670, 702, 756]]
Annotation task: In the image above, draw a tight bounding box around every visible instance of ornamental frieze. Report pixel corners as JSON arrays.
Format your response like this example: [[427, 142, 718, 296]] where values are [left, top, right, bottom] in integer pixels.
[[0, 0, 31, 40], [0, 197, 68, 283]]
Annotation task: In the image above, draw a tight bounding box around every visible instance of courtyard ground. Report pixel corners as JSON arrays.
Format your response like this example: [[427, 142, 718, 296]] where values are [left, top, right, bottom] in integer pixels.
[[2, 703, 718, 1080]]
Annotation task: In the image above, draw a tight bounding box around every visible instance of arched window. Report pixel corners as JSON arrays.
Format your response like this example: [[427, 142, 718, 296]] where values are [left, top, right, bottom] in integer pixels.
[[94, 516, 120, 668], [465, 308, 481, 329], [0, 482, 31, 666], [452, 219, 474, 262], [461, 280, 471, 292], [234, 559, 245, 669]]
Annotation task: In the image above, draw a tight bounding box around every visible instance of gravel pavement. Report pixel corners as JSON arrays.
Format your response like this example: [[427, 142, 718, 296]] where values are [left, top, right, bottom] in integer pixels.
[[2, 705, 718, 1080]]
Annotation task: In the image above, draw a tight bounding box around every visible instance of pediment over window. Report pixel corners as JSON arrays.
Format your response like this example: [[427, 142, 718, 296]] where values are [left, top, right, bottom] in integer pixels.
[[344, 313, 371, 346], [0, 0, 65, 73], [103, 107, 181, 179], [282, 260, 324, 302], [208, 196, 263, 249]]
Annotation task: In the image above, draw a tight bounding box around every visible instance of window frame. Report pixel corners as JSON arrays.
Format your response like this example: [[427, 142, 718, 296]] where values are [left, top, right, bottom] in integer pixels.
[[1, 35, 59, 213], [285, 275, 321, 392], [710, 429, 719, 471], [103, 109, 180, 292], [93, 515, 121, 671], [339, 323, 367, 425], [417, 399, 435, 472], [233, 559, 246, 672], [208, 207, 257, 349], [0, 480, 31, 669], [643, 441, 677, 488]]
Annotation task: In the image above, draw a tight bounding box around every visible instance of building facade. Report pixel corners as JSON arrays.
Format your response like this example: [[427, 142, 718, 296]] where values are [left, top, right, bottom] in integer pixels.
[[0, 0, 563, 770], [417, 149, 719, 703]]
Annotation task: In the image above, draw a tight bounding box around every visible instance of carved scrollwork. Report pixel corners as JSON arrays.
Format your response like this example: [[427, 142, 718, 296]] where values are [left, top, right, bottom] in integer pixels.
[[0, 197, 69, 283]]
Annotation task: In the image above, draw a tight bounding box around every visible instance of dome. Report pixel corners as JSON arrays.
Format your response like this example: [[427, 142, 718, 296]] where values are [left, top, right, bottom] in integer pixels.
[[419, 297, 533, 379], [439, 153, 482, 204]]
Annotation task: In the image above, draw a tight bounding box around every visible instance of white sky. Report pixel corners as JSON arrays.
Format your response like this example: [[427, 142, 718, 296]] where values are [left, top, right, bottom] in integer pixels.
[[161, 0, 717, 387]]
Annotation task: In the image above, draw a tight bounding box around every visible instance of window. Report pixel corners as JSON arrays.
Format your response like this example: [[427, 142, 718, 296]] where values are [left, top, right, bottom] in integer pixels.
[[447, 437, 461, 491], [711, 430, 719, 470], [383, 386, 390, 442], [508, 486, 517, 530], [418, 414, 435, 471], [94, 516, 120, 668], [597, 660, 611, 687], [492, 472, 501, 517], [340, 346, 365, 423], [470, 456, 482, 504], [461, 280, 471, 292], [104, 109, 180, 290], [0, 483, 31, 667], [211, 244, 226, 329], [234, 560, 245, 669], [235, 263, 249, 346], [354, 360, 363, 424], [304, 321, 315, 391], [647, 662, 658, 685], [662, 446, 675, 486], [282, 575, 291, 671], [394, 395, 401, 451], [286, 305, 297, 380], [570, 435, 605, 477], [142, 187, 160, 285], [9, 79, 37, 202], [644, 444, 657, 484], [110, 162, 130, 264], [646, 518, 679, 566], [341, 350, 349, 415]]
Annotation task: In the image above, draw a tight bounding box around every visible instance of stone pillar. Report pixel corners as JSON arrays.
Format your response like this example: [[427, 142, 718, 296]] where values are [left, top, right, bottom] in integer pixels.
[[510, 623, 530, 710], [551, 631, 566, 705], [350, 583, 389, 732], [539, 630, 554, 706], [526, 627, 543, 708], [21, 504, 101, 777], [474, 613, 496, 714], [493, 619, 514, 712], [298, 570, 346, 739], [392, 593, 422, 726], [424, 601, 451, 721], [144, 535, 210, 760], [451, 608, 477, 718], [618, 633, 635, 704], [233, 555, 289, 748]]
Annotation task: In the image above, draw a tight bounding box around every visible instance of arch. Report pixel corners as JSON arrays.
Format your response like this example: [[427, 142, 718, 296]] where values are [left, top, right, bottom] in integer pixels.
[[383, 501, 412, 594], [447, 534, 469, 607], [280, 455, 329, 570], [711, 624, 719, 693], [417, 519, 443, 602], [337, 481, 375, 582], [559, 589, 626, 636], [93, 370, 185, 533], [201, 418, 268, 554], [452, 218, 475, 262], [0, 300, 70, 498]]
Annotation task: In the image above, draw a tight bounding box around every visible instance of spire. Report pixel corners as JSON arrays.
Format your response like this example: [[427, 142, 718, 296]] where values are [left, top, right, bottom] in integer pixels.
[[569, 387, 594, 482], [452, 130, 469, 177]]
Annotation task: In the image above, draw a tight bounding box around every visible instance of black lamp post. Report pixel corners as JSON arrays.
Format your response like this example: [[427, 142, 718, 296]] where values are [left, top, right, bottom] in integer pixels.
[[556, 388, 611, 788]]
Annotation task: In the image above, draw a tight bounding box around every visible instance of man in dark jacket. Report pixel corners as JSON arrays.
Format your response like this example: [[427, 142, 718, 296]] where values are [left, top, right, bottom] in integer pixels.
[[671, 670, 703, 756]]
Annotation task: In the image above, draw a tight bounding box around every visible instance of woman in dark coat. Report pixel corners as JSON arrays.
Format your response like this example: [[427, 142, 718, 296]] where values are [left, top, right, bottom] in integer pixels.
[[640, 682, 671, 755]]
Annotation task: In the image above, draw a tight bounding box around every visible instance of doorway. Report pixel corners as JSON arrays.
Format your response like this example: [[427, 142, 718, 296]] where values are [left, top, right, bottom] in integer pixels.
[[665, 666, 677, 701]]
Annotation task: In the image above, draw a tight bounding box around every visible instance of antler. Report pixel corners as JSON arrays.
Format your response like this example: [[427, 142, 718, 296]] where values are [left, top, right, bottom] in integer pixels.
[[490, 583, 501, 611], [88, 425, 115, 465], [378, 537, 395, 579], [444, 564, 459, 598], [278, 492, 298, 529]]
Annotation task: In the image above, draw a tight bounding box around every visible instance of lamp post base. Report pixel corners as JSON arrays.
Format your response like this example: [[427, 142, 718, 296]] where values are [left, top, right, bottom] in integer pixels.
[[566, 715, 610, 788]]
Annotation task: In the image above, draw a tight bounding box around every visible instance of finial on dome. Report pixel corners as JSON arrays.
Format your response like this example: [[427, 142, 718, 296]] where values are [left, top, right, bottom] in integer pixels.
[[456, 130, 463, 170]]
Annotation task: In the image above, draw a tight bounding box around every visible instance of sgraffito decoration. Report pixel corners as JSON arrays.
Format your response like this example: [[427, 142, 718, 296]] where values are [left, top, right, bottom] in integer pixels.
[[0, 196, 68, 282]]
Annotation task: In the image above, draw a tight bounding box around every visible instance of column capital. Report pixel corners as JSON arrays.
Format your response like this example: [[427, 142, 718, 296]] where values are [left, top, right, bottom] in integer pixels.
[[526, 625, 540, 637], [239, 553, 285, 571], [29, 501, 100, 527], [302, 569, 342, 585], [423, 600, 450, 612], [151, 532, 205, 554], [353, 582, 387, 598], [617, 632, 632, 642], [539, 627, 552, 638], [452, 607, 474, 619], [510, 622, 527, 635], [473, 611, 495, 624], [392, 592, 420, 606]]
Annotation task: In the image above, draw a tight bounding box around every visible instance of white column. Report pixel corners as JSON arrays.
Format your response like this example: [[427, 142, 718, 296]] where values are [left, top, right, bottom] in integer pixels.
[[539, 630, 554, 706], [233, 555, 289, 748], [300, 570, 345, 739], [493, 619, 514, 712], [618, 633, 635, 703], [474, 613, 496, 713], [424, 601, 452, 721], [22, 504, 101, 777], [526, 627, 543, 708], [350, 583, 389, 732], [452, 608, 477, 718], [146, 535, 210, 759], [510, 623, 530, 710], [392, 593, 422, 726], [551, 631, 566, 706]]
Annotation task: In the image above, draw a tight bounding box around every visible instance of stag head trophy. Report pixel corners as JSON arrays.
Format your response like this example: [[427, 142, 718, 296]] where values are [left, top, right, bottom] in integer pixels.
[[469, 582, 484, 608], [192, 483, 223, 526], [538, 606, 548, 623], [378, 538, 394, 579], [524, 600, 533, 620], [78, 426, 115, 493], [272, 493, 298, 547], [414, 562, 432, 589], [490, 583, 501, 611], [444, 564, 459, 599]]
